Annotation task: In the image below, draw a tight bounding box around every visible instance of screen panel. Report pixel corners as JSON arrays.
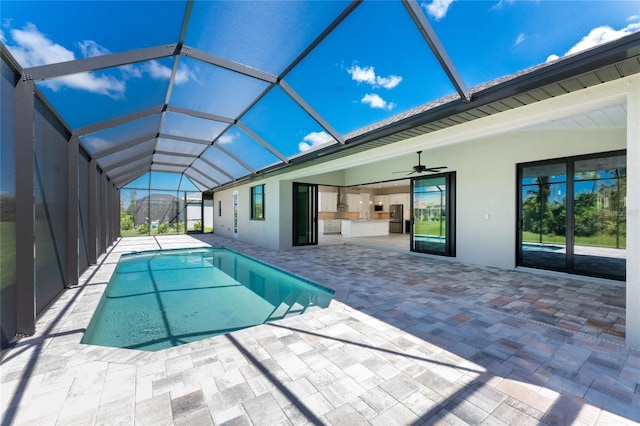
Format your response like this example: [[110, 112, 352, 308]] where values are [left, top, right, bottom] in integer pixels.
[[34, 98, 69, 315]]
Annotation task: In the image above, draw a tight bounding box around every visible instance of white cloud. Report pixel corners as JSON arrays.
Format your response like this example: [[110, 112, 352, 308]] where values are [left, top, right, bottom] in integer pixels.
[[514, 33, 525, 46], [77, 40, 110, 58], [6, 23, 126, 98], [83, 136, 112, 154], [144, 60, 172, 81], [347, 65, 402, 89], [43, 73, 126, 98], [143, 60, 194, 85], [9, 23, 75, 67], [423, 0, 454, 21], [218, 133, 235, 145], [175, 64, 196, 85], [546, 18, 640, 63], [361, 93, 395, 111], [546, 53, 560, 63], [489, 0, 514, 12], [298, 131, 334, 152], [5, 22, 196, 97]]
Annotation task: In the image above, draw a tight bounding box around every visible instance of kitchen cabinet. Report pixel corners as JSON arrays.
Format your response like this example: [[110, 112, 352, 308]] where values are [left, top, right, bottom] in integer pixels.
[[389, 193, 409, 206], [341, 220, 389, 237], [374, 195, 388, 209], [345, 193, 371, 219], [319, 219, 341, 234], [318, 192, 337, 212]]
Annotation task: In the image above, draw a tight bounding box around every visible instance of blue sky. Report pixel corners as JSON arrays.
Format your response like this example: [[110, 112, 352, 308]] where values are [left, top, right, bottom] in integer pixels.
[[2, 0, 639, 190]]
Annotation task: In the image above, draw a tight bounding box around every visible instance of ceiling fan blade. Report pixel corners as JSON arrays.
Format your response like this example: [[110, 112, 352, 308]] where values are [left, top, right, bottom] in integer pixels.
[[424, 166, 447, 172], [392, 170, 412, 174]]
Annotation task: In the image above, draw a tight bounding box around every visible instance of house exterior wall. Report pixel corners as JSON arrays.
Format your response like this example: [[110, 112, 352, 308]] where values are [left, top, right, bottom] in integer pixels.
[[213, 178, 283, 251], [626, 80, 640, 348], [211, 75, 639, 346]]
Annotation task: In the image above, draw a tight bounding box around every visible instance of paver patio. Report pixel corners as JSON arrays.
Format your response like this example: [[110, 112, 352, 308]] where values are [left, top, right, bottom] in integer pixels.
[[1, 234, 638, 425]]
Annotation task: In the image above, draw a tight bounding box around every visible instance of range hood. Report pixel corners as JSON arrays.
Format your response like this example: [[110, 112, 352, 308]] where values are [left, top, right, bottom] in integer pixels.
[[337, 187, 348, 209]]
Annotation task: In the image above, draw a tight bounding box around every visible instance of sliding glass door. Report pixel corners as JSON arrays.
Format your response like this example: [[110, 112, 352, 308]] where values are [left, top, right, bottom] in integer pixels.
[[517, 151, 626, 280], [292, 182, 318, 246], [411, 173, 455, 256], [572, 155, 626, 278], [519, 162, 567, 270]]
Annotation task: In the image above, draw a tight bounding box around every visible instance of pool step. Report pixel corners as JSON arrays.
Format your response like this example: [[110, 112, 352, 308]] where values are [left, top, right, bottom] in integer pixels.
[[268, 289, 314, 321]]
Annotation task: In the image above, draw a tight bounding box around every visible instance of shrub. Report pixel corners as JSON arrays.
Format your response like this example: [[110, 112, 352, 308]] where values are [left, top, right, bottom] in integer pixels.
[[175, 221, 184, 233], [120, 214, 134, 230], [157, 222, 172, 234], [137, 222, 150, 234]]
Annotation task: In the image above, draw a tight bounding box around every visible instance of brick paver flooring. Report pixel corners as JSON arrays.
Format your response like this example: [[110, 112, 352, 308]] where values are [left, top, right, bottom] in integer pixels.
[[1, 235, 638, 425]]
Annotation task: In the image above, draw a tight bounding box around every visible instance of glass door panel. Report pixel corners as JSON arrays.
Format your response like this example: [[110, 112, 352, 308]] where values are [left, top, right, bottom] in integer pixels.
[[519, 163, 567, 270], [573, 156, 626, 279], [517, 152, 626, 280], [293, 183, 318, 246], [411, 174, 454, 256]]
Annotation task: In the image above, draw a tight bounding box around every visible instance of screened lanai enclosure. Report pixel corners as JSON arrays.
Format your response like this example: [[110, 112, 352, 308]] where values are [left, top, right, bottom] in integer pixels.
[[2, 0, 640, 350], [1, 0, 482, 349]]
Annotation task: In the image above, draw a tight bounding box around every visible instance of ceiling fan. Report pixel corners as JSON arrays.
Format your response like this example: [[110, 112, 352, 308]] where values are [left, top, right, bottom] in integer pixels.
[[393, 151, 447, 175]]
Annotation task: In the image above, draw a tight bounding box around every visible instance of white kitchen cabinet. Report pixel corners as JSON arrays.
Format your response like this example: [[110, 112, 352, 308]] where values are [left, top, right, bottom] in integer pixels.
[[374, 195, 389, 210], [319, 219, 341, 234], [389, 193, 409, 206], [318, 192, 337, 212], [341, 220, 389, 237]]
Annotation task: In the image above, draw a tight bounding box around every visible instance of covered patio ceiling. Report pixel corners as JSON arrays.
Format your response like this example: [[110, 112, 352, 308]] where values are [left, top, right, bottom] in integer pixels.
[[3, 0, 640, 191]]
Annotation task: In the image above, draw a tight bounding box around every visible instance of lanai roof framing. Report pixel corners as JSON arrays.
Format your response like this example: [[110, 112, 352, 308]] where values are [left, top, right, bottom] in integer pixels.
[[15, 0, 478, 190]]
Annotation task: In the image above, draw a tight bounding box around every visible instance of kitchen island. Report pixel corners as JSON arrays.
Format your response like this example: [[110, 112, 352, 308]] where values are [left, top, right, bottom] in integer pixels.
[[341, 219, 389, 237]]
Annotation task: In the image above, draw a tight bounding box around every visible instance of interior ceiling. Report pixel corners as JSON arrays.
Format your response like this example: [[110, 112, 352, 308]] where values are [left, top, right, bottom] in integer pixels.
[[4, 1, 639, 192]]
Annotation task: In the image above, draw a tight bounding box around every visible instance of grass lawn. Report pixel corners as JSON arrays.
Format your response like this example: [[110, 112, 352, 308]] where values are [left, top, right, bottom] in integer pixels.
[[119, 225, 214, 238], [522, 231, 625, 249], [1, 222, 16, 289], [414, 220, 445, 236]]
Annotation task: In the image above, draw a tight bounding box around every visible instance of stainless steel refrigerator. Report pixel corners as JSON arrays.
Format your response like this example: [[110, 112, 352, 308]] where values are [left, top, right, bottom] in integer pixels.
[[389, 204, 403, 233]]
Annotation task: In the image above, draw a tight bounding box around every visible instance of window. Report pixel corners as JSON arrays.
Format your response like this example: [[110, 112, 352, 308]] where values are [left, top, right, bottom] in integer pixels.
[[411, 172, 456, 256], [517, 151, 626, 280], [250, 184, 265, 220]]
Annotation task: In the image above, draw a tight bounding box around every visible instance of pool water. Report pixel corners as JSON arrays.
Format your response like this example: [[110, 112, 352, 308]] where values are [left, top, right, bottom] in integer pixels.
[[82, 247, 334, 351]]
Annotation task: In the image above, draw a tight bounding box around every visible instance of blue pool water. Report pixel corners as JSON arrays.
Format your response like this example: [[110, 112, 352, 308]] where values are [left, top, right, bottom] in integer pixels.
[[82, 247, 334, 351]]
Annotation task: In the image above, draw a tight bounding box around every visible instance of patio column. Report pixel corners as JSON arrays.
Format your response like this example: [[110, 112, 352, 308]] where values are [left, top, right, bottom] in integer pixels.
[[88, 158, 97, 264], [100, 172, 108, 254], [14, 74, 35, 335], [67, 136, 79, 287], [627, 79, 640, 348]]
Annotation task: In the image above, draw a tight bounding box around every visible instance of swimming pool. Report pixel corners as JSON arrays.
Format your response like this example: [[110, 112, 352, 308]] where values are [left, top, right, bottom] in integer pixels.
[[82, 247, 334, 351]]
